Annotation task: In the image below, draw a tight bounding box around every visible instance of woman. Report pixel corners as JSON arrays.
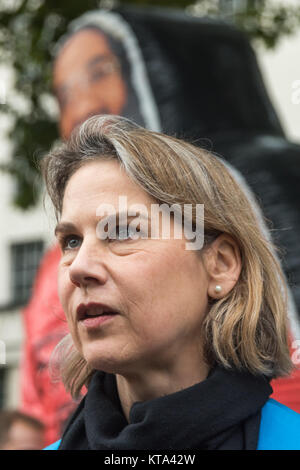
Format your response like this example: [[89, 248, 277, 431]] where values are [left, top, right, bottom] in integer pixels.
[[43, 115, 300, 450]]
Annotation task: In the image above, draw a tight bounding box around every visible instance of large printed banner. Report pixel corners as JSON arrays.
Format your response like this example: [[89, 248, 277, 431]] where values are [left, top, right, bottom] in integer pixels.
[[20, 6, 300, 445]]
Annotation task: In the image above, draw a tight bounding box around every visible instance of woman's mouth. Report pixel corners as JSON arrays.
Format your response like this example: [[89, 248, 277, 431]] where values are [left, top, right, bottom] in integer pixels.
[[77, 302, 119, 328]]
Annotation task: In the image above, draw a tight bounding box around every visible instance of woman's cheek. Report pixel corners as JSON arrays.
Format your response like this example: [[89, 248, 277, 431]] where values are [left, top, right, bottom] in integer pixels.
[[57, 265, 72, 315]]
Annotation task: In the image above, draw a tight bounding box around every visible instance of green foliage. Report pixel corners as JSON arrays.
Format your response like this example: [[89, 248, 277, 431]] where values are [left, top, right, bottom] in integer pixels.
[[0, 0, 300, 209], [229, 1, 300, 49]]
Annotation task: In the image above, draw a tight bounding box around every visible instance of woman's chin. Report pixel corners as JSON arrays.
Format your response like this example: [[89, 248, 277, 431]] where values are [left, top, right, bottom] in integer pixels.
[[82, 347, 134, 375]]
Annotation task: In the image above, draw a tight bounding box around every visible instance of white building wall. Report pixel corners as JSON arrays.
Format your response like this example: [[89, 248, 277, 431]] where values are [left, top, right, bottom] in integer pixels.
[[257, 31, 300, 144], [0, 309, 23, 408], [0, 66, 56, 409], [0, 68, 56, 307]]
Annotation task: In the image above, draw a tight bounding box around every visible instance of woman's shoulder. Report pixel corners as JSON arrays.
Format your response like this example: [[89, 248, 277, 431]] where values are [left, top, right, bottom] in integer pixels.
[[257, 398, 300, 450], [43, 399, 300, 451]]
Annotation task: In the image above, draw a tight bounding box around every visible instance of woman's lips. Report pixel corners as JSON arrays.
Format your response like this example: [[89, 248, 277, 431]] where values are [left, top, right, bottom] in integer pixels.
[[81, 314, 117, 329], [76, 302, 119, 329]]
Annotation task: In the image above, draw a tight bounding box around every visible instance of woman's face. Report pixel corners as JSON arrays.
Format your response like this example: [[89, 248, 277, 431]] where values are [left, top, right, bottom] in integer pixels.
[[57, 160, 210, 375]]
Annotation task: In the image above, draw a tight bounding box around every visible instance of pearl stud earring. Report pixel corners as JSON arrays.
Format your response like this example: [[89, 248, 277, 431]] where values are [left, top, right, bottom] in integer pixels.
[[215, 285, 222, 293]]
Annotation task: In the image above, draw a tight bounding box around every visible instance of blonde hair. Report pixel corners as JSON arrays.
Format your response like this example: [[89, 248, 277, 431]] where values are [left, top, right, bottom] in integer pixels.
[[42, 115, 293, 399]]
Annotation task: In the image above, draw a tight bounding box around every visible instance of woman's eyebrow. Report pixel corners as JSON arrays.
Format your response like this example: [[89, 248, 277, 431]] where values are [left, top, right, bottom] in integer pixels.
[[55, 221, 78, 236], [55, 213, 150, 236]]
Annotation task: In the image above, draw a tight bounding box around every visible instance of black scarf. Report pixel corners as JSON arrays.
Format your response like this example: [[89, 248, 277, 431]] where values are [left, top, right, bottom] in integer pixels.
[[59, 366, 272, 450]]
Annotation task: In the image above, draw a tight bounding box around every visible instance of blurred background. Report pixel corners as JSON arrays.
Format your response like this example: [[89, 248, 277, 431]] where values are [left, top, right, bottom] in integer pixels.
[[0, 0, 299, 449]]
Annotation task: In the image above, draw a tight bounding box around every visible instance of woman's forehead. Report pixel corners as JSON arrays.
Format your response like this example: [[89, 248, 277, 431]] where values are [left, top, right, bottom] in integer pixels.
[[62, 160, 155, 216]]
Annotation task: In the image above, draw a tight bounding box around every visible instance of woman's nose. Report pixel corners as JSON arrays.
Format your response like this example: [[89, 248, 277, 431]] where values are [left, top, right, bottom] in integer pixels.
[[68, 241, 108, 289]]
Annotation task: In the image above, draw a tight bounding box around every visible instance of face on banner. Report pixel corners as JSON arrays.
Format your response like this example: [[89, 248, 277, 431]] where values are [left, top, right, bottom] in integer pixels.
[[53, 28, 142, 139]]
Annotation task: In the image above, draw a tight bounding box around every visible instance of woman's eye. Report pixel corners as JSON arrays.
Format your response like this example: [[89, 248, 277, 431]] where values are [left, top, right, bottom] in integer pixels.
[[113, 225, 141, 241], [61, 235, 81, 251]]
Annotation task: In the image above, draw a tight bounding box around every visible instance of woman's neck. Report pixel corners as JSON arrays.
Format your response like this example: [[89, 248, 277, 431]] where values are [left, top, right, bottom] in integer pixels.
[[116, 360, 209, 422]]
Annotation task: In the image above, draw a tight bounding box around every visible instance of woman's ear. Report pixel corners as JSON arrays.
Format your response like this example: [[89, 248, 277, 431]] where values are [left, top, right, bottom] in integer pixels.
[[203, 234, 242, 299]]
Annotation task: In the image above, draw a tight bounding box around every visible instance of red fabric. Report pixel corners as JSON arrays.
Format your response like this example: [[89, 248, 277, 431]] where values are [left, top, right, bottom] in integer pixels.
[[271, 369, 300, 413], [271, 337, 300, 413], [19, 244, 78, 447], [19, 244, 300, 446]]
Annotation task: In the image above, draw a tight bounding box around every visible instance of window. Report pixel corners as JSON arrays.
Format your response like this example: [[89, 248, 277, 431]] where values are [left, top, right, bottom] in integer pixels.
[[10, 240, 44, 306]]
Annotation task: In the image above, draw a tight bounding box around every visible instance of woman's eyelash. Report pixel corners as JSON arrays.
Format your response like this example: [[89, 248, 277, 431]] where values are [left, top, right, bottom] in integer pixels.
[[59, 234, 81, 251], [58, 225, 143, 251], [111, 225, 143, 241]]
